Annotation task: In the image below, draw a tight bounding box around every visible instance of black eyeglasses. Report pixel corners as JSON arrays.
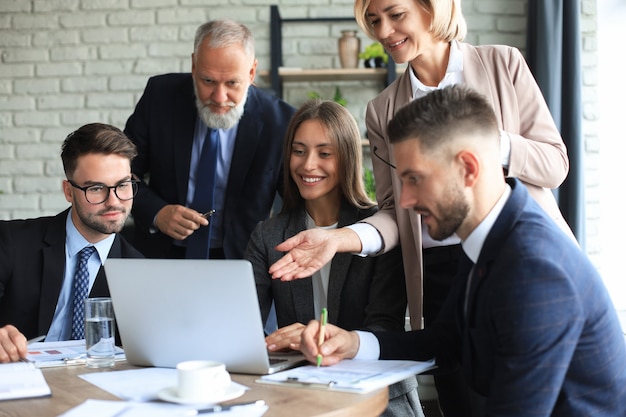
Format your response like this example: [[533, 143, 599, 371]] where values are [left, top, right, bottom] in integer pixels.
[[68, 179, 139, 204], [372, 146, 396, 170]]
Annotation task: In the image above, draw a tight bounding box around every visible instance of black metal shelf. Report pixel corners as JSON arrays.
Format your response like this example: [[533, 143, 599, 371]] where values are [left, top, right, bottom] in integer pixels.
[[268, 5, 396, 98]]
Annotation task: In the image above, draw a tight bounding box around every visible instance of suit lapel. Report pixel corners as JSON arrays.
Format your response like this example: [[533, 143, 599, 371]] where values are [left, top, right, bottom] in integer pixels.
[[226, 87, 263, 195], [38, 210, 70, 335], [458, 43, 501, 126], [326, 202, 359, 324], [326, 254, 349, 324], [174, 76, 200, 203], [89, 235, 122, 298], [284, 210, 315, 323], [465, 179, 524, 321]]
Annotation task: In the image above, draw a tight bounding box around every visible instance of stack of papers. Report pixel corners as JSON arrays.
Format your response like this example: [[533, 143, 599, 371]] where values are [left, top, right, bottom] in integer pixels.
[[257, 358, 436, 393], [65, 369, 262, 416], [0, 361, 51, 401], [58, 399, 268, 417]]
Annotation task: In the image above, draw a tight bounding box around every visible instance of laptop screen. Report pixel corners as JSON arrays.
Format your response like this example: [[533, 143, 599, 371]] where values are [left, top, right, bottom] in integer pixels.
[[105, 258, 304, 374]]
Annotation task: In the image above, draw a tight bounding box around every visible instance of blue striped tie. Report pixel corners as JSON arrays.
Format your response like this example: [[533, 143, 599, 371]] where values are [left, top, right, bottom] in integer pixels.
[[186, 128, 219, 259], [71, 246, 96, 340]]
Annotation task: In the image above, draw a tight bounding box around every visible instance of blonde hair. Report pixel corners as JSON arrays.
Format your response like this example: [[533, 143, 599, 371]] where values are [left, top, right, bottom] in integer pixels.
[[354, 0, 467, 42], [281, 100, 374, 212]]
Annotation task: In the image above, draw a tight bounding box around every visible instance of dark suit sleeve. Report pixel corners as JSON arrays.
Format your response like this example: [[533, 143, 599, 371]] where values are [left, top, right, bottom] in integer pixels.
[[124, 76, 170, 228], [374, 266, 464, 371], [0, 221, 14, 303], [363, 246, 407, 333]]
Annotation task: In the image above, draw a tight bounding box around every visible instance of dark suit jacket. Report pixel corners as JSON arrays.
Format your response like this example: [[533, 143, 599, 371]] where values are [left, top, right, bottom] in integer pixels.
[[124, 73, 296, 259], [245, 202, 407, 332], [0, 208, 143, 340], [375, 179, 626, 416]]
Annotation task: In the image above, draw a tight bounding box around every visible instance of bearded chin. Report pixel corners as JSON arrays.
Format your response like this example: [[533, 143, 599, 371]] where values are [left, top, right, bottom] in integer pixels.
[[195, 88, 248, 130]]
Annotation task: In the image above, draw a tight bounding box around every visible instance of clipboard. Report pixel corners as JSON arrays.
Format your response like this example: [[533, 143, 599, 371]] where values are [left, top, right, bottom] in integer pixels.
[[256, 358, 436, 394]]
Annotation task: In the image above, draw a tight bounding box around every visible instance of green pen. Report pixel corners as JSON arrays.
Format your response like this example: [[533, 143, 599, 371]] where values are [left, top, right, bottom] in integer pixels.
[[316, 307, 328, 367]]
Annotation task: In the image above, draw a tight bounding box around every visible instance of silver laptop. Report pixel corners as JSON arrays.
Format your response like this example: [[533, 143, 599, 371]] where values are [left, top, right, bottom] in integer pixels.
[[104, 258, 306, 374]]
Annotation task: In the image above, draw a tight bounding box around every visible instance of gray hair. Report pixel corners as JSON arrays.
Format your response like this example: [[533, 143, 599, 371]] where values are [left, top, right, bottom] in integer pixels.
[[193, 20, 255, 58]]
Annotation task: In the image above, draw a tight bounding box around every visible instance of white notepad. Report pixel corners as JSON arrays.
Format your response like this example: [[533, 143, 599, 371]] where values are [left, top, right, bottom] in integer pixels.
[[0, 362, 51, 401]]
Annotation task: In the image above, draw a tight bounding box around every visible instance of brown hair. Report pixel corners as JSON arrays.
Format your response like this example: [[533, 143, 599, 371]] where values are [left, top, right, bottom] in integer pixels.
[[281, 100, 374, 212], [388, 85, 499, 154], [354, 0, 467, 43], [61, 123, 137, 177]]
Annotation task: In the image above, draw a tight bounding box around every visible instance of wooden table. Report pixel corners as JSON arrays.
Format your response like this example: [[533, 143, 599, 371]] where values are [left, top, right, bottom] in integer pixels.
[[0, 362, 388, 417]]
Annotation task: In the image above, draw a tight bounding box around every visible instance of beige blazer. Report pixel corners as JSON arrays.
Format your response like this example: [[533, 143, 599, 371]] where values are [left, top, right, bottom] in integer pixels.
[[363, 42, 573, 330]]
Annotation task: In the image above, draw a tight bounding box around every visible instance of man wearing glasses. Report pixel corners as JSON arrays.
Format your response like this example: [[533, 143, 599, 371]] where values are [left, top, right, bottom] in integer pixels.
[[0, 123, 143, 363]]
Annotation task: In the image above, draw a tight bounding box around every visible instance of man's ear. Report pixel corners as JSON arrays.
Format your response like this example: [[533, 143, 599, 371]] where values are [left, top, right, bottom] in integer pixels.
[[249, 58, 258, 83], [457, 150, 480, 187], [62, 180, 73, 203]]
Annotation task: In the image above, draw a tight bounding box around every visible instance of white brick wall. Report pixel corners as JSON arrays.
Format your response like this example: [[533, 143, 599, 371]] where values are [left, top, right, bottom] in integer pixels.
[[0, 0, 600, 267]]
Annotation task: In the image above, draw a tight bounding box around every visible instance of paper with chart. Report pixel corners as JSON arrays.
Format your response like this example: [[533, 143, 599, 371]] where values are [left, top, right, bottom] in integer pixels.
[[257, 358, 435, 393], [27, 340, 125, 367]]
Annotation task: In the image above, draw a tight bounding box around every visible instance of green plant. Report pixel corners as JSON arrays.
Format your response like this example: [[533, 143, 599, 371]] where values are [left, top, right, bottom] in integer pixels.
[[363, 168, 376, 201], [358, 42, 389, 64], [307, 86, 347, 107]]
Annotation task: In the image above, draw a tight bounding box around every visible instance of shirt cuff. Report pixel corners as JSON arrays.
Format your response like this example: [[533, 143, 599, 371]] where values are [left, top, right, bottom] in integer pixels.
[[353, 330, 380, 360], [345, 223, 383, 257], [499, 129, 512, 169]]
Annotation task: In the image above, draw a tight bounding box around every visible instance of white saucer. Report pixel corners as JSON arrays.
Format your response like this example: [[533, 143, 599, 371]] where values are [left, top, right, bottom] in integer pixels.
[[157, 382, 245, 405]]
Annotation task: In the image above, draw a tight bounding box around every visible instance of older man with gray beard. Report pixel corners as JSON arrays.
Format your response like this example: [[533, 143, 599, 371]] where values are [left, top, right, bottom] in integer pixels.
[[124, 19, 295, 260]]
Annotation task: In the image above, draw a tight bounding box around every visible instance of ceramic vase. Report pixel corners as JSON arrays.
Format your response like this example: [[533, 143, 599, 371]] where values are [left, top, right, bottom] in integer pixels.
[[338, 30, 360, 69]]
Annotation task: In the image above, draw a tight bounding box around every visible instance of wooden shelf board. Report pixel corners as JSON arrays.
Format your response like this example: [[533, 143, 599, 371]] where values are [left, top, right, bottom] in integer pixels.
[[258, 67, 391, 82]]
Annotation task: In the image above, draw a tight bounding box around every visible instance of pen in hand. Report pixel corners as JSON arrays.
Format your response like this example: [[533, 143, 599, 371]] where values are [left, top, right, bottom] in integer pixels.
[[316, 307, 328, 367]]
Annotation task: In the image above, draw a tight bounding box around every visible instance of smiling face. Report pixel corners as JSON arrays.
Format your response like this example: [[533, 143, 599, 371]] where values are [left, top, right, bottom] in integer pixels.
[[393, 138, 469, 241], [63, 153, 133, 243], [289, 119, 341, 211], [191, 39, 257, 129], [363, 0, 435, 64]]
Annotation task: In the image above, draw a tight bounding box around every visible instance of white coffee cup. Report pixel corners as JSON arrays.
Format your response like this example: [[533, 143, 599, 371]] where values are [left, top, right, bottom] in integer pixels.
[[176, 360, 231, 402]]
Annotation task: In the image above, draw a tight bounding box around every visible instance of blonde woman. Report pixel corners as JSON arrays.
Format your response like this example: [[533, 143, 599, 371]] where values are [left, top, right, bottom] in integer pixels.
[[271, 1, 574, 415]]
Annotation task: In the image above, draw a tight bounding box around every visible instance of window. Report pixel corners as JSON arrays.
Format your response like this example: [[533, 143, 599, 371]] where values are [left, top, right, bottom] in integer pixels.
[[598, 0, 626, 317]]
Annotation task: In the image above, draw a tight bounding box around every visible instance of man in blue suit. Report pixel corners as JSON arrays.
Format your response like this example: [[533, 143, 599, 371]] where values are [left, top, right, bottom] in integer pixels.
[[300, 85, 626, 416], [124, 19, 295, 259]]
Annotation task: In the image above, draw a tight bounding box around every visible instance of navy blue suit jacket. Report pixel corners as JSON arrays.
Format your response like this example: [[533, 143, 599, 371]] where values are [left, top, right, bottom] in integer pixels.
[[124, 73, 295, 259], [0, 209, 143, 340], [375, 179, 626, 416]]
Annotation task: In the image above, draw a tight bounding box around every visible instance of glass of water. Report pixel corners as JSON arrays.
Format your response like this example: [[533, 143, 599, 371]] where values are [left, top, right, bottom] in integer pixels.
[[84, 297, 116, 368]]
